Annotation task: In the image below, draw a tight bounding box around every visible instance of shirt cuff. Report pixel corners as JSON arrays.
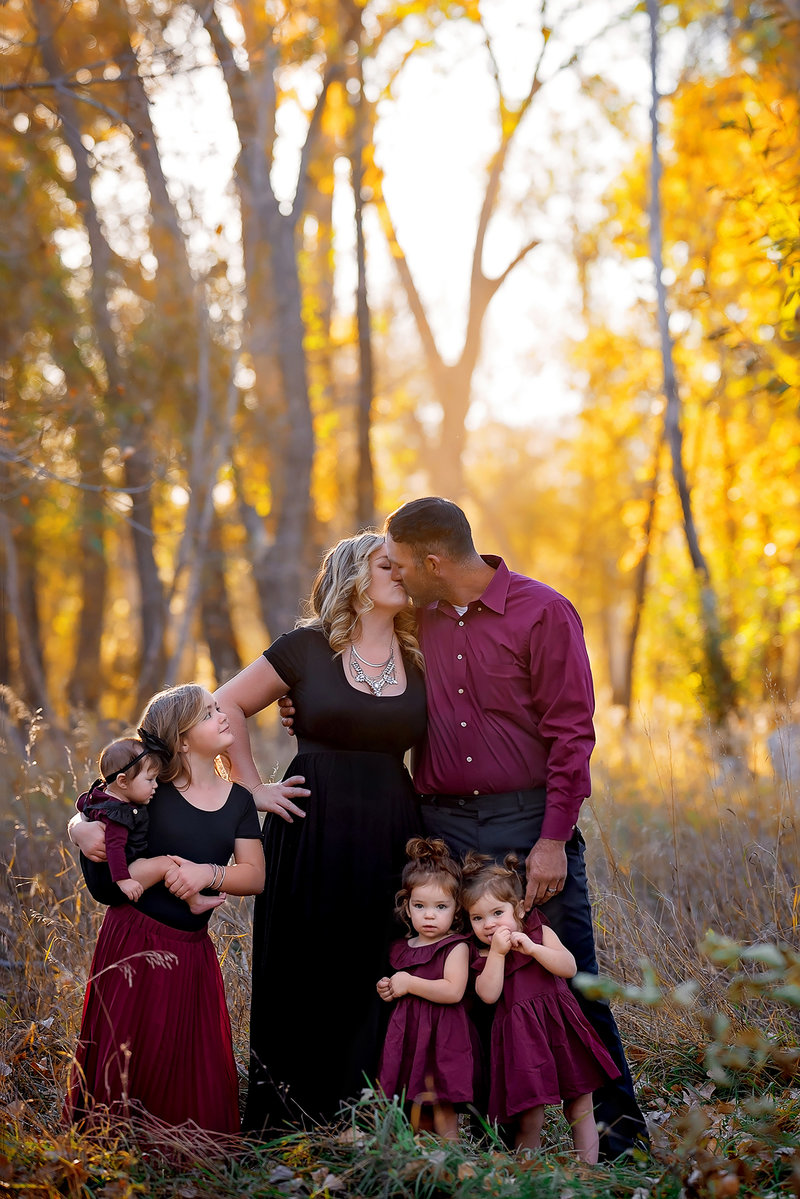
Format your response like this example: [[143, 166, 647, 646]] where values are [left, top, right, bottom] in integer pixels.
[[540, 802, 582, 842]]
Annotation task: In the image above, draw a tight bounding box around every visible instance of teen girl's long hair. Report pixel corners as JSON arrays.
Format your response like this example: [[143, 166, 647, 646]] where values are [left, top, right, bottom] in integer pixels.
[[138, 684, 225, 788]]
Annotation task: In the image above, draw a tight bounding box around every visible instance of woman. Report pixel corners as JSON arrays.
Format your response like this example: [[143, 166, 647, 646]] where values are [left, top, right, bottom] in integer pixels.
[[214, 531, 427, 1131], [66, 684, 265, 1133]]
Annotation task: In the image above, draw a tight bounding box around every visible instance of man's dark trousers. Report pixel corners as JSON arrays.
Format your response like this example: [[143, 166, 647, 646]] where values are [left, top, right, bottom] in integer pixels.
[[420, 787, 648, 1160]]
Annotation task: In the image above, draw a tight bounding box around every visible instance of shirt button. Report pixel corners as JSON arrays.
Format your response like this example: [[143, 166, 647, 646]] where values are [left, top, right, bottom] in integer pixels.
[[477, 606, 482, 611], [458, 688, 464, 694], [460, 721, 467, 727], [458, 798, 466, 807], [466, 756, 472, 763], [457, 654, 463, 660], [473, 790, 480, 796], [458, 620, 464, 626]]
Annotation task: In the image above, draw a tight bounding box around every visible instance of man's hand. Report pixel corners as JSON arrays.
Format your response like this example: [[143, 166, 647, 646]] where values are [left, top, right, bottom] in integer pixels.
[[524, 838, 567, 910], [277, 693, 296, 736]]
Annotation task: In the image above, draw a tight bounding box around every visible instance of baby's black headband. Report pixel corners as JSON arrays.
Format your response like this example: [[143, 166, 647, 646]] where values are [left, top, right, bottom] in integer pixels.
[[102, 728, 170, 785]]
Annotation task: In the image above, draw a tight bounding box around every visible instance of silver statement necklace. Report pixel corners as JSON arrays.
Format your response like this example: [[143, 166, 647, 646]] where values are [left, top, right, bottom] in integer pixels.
[[349, 638, 397, 697]]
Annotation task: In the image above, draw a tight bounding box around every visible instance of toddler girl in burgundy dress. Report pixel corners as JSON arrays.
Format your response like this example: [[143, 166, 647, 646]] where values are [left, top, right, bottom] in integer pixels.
[[463, 852, 620, 1163], [376, 837, 479, 1139]]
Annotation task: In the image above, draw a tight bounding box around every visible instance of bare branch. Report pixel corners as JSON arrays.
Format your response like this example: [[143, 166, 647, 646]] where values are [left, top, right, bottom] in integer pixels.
[[486, 235, 541, 297], [290, 62, 344, 228]]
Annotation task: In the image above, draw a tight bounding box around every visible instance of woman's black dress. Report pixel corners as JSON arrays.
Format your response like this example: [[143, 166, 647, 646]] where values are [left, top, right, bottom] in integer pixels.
[[243, 628, 427, 1132]]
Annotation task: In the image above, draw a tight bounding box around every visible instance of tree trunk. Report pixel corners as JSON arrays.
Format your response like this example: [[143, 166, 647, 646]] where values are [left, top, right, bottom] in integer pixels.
[[192, 8, 317, 635], [35, 0, 167, 711], [372, 35, 546, 499], [351, 61, 377, 530], [201, 511, 242, 685], [0, 513, 50, 716], [619, 426, 664, 718], [646, 0, 737, 725], [67, 487, 108, 710]]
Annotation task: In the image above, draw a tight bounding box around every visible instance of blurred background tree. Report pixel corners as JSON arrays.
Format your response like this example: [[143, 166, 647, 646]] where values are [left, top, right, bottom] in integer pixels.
[[1, 0, 798, 739]]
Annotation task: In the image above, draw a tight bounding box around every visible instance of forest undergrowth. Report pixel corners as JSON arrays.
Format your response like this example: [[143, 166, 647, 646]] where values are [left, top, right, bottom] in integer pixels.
[[1, 700, 799, 1198]]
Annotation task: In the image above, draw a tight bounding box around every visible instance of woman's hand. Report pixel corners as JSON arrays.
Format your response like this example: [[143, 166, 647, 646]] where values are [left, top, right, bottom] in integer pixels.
[[164, 856, 215, 901], [252, 779, 309, 823], [68, 815, 107, 862]]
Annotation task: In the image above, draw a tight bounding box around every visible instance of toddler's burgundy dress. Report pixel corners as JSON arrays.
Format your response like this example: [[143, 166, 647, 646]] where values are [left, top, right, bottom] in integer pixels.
[[473, 910, 620, 1122], [378, 932, 478, 1105]]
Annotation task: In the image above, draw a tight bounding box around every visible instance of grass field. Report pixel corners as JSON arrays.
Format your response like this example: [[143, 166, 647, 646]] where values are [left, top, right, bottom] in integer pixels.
[[1, 705, 798, 1197]]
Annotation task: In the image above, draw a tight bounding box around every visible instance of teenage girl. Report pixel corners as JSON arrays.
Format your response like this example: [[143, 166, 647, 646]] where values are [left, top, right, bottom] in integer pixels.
[[65, 684, 265, 1134], [376, 837, 478, 1140], [76, 735, 223, 914], [462, 852, 620, 1163]]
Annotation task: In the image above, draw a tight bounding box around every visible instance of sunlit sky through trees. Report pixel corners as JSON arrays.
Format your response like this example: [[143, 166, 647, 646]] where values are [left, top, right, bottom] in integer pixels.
[[111, 0, 658, 429]]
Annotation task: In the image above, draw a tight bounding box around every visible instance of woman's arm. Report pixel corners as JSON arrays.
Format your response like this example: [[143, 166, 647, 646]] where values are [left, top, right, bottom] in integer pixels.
[[215, 657, 310, 822], [513, 926, 577, 979], [388, 942, 469, 1004]]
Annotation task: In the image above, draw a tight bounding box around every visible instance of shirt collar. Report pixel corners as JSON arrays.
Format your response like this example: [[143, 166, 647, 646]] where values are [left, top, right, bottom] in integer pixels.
[[425, 555, 510, 618]]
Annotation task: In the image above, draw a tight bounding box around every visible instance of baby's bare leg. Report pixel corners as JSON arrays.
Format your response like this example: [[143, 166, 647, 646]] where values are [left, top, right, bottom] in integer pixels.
[[130, 857, 225, 913], [188, 892, 226, 915], [129, 855, 172, 889]]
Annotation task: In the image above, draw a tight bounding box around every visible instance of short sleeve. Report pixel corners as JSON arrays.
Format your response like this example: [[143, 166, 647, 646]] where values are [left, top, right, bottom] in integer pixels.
[[232, 783, 263, 839], [263, 628, 315, 689]]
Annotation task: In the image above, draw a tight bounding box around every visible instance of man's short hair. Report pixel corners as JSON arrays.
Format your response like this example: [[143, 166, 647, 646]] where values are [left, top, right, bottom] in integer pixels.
[[385, 497, 475, 563]]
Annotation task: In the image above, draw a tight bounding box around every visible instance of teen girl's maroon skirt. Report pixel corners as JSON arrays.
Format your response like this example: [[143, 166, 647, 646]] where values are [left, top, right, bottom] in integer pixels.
[[64, 904, 240, 1134]]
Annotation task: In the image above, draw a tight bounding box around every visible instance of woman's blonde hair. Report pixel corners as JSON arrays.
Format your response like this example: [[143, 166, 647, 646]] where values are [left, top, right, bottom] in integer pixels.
[[298, 531, 423, 672], [138, 683, 225, 788]]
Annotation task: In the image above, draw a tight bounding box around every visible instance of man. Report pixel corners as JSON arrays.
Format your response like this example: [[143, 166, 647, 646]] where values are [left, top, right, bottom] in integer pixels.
[[383, 496, 647, 1159]]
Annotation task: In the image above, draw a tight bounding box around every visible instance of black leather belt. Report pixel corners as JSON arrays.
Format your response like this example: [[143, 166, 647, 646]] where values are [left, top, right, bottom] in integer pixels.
[[417, 787, 546, 811]]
